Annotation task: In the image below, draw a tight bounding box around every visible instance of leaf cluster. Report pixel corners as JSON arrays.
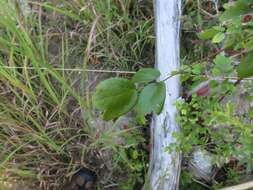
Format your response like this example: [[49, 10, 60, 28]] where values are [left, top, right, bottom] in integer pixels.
[[199, 0, 253, 79], [93, 68, 166, 121]]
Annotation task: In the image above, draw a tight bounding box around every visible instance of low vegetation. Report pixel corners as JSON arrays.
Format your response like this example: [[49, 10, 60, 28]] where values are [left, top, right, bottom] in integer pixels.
[[1, 0, 253, 189], [179, 0, 253, 188]]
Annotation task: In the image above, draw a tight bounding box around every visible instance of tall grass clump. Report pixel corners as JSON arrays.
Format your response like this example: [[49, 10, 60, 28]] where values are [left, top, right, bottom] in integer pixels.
[[0, 1, 89, 189]]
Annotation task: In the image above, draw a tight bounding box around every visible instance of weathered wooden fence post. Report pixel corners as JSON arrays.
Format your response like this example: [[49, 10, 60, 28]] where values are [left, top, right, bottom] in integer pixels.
[[149, 0, 181, 189]]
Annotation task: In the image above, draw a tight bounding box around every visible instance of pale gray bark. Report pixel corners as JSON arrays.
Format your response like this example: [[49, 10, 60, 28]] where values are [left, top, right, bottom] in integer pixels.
[[149, 1, 181, 189]]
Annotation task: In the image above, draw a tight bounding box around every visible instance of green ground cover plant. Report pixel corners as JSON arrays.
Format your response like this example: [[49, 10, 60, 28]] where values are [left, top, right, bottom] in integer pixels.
[[1, 0, 253, 189], [92, 0, 253, 189], [178, 0, 253, 189]]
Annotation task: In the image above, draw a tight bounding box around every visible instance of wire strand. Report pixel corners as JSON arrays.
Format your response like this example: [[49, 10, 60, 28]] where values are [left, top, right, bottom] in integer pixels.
[[1, 65, 253, 81], [0, 66, 136, 74]]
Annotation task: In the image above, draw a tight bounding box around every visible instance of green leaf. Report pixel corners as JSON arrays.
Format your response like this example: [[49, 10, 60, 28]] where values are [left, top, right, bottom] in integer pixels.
[[136, 115, 147, 125], [198, 28, 220, 40], [132, 68, 160, 83], [237, 52, 253, 79], [245, 37, 253, 51], [212, 32, 225, 43], [248, 107, 253, 117], [224, 35, 237, 49], [136, 82, 166, 116], [93, 78, 138, 120], [212, 54, 233, 76], [192, 64, 203, 75], [220, 1, 253, 22]]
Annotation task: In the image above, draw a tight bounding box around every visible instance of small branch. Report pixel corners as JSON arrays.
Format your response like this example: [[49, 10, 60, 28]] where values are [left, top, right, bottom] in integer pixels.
[[191, 48, 247, 66], [199, 8, 217, 18], [192, 48, 225, 65], [218, 79, 241, 102], [161, 72, 180, 82], [192, 178, 212, 189], [220, 181, 253, 190]]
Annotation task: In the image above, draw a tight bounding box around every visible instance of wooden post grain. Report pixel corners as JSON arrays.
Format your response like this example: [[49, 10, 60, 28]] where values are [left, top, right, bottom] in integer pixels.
[[148, 0, 181, 189]]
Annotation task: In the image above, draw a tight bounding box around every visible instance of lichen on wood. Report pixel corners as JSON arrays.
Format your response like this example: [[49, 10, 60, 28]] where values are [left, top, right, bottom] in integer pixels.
[[148, 0, 182, 189]]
